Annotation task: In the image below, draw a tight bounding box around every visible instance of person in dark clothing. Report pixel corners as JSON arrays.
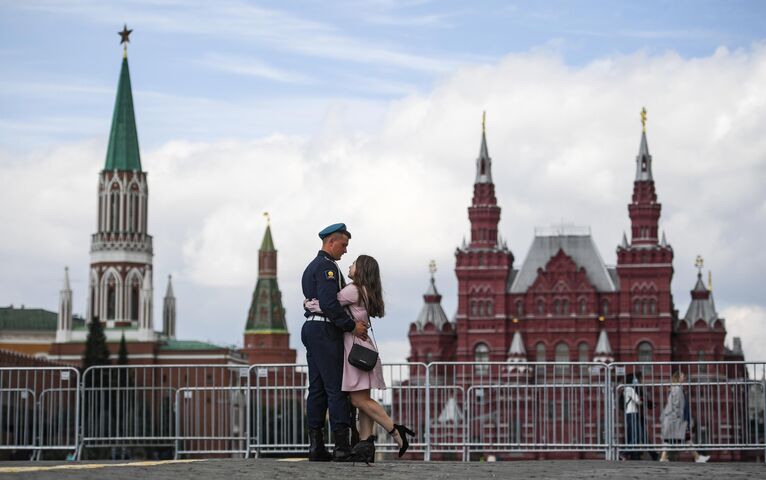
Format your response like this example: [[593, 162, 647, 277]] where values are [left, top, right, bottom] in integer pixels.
[[301, 223, 367, 462]]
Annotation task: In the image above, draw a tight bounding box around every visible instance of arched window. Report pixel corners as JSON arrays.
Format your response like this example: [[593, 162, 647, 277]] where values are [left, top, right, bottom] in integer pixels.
[[487, 301, 493, 316], [106, 276, 116, 320], [602, 300, 609, 316], [637, 342, 653, 363], [697, 350, 706, 361], [478, 301, 485, 317], [649, 299, 657, 315], [516, 300, 524, 316], [642, 300, 649, 315], [537, 299, 545, 315], [130, 190, 139, 232], [578, 342, 589, 362], [633, 299, 641, 314], [579, 299, 587, 314], [474, 343, 490, 374], [129, 276, 140, 321], [90, 281, 97, 320], [470, 301, 477, 316], [110, 190, 119, 232], [553, 299, 561, 315], [535, 342, 546, 362], [562, 299, 569, 315], [555, 342, 570, 374]]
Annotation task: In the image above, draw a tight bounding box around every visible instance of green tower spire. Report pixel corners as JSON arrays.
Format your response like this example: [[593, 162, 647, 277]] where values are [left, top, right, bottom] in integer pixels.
[[245, 225, 288, 333], [104, 54, 142, 171]]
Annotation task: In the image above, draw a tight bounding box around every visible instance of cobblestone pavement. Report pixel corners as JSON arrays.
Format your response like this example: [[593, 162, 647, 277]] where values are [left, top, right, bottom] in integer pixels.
[[0, 459, 764, 480]]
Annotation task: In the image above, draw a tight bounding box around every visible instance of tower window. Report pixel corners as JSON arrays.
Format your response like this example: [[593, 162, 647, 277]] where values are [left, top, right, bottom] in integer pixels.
[[474, 343, 490, 374], [578, 342, 589, 362], [130, 276, 140, 321], [537, 299, 545, 315], [579, 299, 587, 314], [555, 342, 570, 374], [106, 276, 116, 320], [535, 342, 546, 362], [637, 342, 653, 362], [516, 300, 524, 316]]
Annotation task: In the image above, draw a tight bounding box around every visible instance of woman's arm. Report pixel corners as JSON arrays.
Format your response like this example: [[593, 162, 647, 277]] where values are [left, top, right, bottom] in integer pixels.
[[337, 284, 359, 307]]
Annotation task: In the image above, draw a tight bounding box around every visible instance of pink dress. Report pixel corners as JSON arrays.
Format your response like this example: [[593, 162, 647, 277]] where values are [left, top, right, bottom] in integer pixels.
[[338, 284, 386, 392]]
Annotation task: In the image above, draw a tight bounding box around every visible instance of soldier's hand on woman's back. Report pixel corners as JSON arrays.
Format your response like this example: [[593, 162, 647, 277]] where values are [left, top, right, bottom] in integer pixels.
[[353, 321, 368, 341]]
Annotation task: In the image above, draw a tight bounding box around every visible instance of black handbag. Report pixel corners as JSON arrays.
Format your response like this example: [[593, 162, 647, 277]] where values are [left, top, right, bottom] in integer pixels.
[[348, 341, 378, 372], [347, 318, 378, 372]]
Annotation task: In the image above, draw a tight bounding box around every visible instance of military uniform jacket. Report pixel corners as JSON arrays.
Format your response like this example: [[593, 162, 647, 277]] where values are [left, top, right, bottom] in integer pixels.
[[302, 250, 356, 332]]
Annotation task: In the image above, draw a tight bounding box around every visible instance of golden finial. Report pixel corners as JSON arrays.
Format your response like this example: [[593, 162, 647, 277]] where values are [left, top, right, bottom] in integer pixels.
[[482, 111, 486, 135], [263, 211, 271, 225], [708, 270, 712, 291], [694, 254, 704, 273], [640, 107, 647, 133], [428, 260, 437, 275]]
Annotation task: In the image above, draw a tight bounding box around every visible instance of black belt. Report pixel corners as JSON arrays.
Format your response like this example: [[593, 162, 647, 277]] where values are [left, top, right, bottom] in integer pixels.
[[305, 315, 330, 322]]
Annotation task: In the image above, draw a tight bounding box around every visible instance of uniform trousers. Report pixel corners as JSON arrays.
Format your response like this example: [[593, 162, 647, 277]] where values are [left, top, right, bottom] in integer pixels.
[[301, 320, 350, 432]]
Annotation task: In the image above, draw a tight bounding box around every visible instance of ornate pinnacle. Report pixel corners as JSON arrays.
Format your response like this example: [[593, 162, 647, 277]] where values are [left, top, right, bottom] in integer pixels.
[[694, 254, 704, 273], [263, 211, 271, 225], [708, 270, 713, 291], [119, 24, 132, 58], [429, 259, 437, 276], [482, 111, 486, 135], [640, 107, 647, 133]]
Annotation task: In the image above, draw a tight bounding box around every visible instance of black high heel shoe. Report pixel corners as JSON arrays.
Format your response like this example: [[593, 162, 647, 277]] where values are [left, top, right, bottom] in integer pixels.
[[389, 424, 416, 458]]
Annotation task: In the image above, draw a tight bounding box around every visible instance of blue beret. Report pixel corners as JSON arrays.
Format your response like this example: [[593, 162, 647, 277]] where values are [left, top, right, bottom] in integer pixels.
[[318, 223, 351, 240]]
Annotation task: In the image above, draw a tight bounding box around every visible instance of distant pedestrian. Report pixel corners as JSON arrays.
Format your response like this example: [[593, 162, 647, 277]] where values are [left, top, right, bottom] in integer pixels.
[[659, 370, 709, 463], [623, 372, 657, 460]]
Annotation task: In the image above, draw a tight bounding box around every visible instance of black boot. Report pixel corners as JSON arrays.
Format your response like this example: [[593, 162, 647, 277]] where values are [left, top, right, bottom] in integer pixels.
[[308, 428, 333, 462], [332, 427, 353, 462], [351, 435, 376, 464]]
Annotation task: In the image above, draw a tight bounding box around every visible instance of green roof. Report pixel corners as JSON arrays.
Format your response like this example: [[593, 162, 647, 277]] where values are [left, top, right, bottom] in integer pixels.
[[0, 307, 85, 331], [245, 278, 288, 333], [104, 56, 142, 171], [260, 225, 275, 251], [159, 339, 227, 351]]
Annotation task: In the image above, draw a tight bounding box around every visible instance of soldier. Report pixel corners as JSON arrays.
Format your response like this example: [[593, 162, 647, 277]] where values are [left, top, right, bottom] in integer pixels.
[[301, 223, 367, 462]]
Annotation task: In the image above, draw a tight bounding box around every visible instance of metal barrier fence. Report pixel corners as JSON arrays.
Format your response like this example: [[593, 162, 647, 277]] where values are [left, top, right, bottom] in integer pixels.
[[1, 362, 764, 461], [424, 362, 610, 460], [611, 362, 766, 461], [80, 365, 248, 459], [246, 363, 427, 458], [0, 367, 80, 459]]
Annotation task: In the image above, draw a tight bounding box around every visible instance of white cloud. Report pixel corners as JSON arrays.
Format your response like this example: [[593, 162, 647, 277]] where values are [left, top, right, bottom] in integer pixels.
[[197, 53, 312, 84], [2, 45, 765, 362], [722, 305, 766, 362]]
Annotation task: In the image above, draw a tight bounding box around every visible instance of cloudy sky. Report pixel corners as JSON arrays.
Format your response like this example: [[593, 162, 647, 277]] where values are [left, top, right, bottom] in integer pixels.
[[1, 0, 765, 363]]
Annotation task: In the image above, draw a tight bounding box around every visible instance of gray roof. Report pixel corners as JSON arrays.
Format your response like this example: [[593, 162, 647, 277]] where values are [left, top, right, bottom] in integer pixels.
[[475, 130, 492, 184], [635, 131, 654, 181], [509, 231, 617, 293], [507, 330, 526, 356], [680, 274, 720, 329], [594, 329, 613, 355], [414, 277, 451, 330]]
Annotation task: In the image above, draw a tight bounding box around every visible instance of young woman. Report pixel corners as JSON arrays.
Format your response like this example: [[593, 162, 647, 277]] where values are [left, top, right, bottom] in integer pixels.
[[305, 254, 415, 461], [659, 370, 709, 463]]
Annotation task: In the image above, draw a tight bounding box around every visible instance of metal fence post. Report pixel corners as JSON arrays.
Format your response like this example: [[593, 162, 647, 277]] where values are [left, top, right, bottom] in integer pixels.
[[605, 363, 613, 461], [425, 363, 431, 462]]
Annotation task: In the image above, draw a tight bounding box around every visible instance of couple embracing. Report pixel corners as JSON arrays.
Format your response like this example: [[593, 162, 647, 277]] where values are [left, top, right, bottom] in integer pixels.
[[300, 223, 415, 463]]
